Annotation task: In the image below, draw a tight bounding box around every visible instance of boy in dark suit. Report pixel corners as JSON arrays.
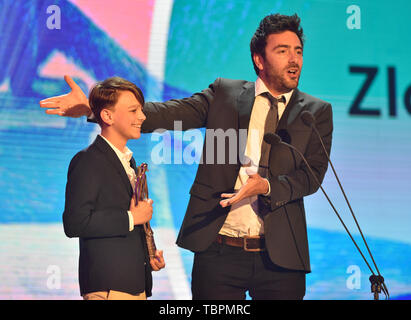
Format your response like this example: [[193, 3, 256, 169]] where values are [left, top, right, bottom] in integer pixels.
[[63, 77, 165, 300]]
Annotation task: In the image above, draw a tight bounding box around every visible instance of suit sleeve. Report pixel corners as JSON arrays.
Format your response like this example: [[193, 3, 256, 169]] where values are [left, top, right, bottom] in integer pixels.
[[141, 79, 220, 132], [267, 103, 333, 210], [62, 152, 130, 238]]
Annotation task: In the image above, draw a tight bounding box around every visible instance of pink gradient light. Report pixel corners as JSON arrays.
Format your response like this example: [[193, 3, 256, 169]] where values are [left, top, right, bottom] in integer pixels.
[[39, 50, 96, 90], [68, 0, 154, 65]]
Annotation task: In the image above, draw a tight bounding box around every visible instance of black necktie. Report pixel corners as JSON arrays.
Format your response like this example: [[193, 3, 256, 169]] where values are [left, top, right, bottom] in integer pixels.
[[257, 93, 285, 216], [258, 93, 285, 177]]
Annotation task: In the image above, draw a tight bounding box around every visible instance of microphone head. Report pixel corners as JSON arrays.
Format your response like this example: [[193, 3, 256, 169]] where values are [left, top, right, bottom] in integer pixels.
[[301, 111, 315, 127], [277, 129, 291, 145], [263, 133, 281, 145]]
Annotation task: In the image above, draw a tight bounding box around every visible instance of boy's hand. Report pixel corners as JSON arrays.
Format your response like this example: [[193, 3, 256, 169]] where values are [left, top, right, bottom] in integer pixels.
[[129, 197, 153, 225], [150, 250, 165, 271]]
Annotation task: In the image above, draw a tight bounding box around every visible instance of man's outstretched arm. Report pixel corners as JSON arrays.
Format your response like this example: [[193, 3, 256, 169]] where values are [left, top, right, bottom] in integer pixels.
[[40, 75, 215, 131]]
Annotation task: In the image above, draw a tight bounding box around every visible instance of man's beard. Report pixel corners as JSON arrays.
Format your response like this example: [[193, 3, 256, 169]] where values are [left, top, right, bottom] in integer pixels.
[[266, 63, 300, 94]]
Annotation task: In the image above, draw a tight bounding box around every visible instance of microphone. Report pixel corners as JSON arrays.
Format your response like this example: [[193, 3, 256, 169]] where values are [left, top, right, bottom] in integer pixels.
[[264, 132, 389, 299], [301, 110, 315, 127], [263, 132, 281, 146], [299, 111, 389, 299]]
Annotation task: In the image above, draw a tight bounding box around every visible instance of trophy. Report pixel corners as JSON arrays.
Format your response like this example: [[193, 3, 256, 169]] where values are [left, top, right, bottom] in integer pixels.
[[135, 163, 157, 259]]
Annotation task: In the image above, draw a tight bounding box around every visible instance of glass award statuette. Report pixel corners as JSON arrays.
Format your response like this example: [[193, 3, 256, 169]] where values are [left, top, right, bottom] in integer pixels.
[[135, 163, 157, 259]]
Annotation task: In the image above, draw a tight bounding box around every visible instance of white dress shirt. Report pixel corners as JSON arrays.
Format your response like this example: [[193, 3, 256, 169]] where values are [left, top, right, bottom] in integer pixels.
[[219, 78, 293, 237], [99, 135, 136, 231]]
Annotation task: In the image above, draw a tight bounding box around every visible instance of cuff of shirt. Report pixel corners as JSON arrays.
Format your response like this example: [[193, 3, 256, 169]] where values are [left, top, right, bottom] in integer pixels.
[[263, 178, 271, 197], [127, 211, 134, 231]]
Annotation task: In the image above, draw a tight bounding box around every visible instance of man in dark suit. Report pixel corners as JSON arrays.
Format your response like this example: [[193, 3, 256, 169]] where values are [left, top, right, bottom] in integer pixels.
[[63, 77, 165, 300], [41, 14, 332, 300]]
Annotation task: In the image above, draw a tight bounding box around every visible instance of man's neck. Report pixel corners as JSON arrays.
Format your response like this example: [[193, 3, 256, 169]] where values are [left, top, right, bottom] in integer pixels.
[[100, 129, 127, 152]]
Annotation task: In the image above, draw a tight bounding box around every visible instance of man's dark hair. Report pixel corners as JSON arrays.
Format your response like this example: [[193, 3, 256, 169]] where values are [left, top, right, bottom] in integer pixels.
[[250, 13, 304, 75], [89, 76, 145, 126]]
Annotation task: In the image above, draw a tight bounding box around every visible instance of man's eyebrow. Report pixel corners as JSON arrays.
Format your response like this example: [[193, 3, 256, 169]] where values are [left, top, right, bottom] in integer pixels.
[[128, 104, 140, 109], [273, 44, 290, 50], [273, 44, 303, 51]]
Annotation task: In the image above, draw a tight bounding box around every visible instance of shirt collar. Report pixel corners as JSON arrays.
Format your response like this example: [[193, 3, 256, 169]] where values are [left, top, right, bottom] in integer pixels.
[[255, 77, 294, 107], [99, 134, 133, 163]]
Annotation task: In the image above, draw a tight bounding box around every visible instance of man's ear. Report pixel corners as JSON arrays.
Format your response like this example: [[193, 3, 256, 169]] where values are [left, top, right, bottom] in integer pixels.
[[100, 108, 113, 126], [253, 53, 264, 72]]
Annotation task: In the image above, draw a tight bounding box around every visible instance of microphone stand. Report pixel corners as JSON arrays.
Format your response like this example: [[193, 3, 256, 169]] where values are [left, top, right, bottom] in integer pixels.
[[301, 111, 389, 300], [370, 275, 385, 300], [265, 131, 388, 300], [314, 129, 388, 299]]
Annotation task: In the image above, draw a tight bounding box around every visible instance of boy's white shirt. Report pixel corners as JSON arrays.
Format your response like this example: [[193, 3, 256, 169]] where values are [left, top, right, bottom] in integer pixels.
[[99, 134, 135, 231]]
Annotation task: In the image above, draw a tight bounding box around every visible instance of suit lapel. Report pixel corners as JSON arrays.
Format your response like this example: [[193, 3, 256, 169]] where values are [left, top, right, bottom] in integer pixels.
[[277, 88, 305, 130], [236, 81, 255, 130], [93, 135, 133, 197], [236, 81, 255, 159]]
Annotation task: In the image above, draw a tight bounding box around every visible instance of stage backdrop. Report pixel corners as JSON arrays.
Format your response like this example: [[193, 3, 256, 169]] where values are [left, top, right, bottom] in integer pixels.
[[0, 0, 410, 300]]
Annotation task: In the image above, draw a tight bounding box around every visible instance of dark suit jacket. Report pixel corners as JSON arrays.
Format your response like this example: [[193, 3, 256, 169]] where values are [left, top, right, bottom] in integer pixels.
[[142, 77, 333, 273], [63, 135, 152, 296]]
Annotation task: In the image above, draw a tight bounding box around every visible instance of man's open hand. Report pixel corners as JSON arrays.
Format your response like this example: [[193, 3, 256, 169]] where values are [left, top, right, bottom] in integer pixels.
[[220, 171, 269, 208], [39, 75, 91, 117]]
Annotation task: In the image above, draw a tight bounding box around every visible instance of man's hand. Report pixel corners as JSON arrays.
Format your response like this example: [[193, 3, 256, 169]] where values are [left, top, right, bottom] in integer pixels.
[[39, 75, 91, 117], [129, 197, 153, 225], [220, 171, 269, 208], [150, 250, 165, 271]]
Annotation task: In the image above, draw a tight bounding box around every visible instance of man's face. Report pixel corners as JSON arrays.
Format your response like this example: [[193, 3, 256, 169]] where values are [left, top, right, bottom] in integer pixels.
[[109, 90, 146, 140], [254, 30, 303, 95]]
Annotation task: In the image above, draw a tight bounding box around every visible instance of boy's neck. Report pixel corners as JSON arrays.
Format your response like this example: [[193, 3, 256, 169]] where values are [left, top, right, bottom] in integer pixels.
[[100, 129, 127, 153]]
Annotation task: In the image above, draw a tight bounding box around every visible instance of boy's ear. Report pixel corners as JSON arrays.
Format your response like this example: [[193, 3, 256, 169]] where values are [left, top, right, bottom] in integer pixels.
[[100, 108, 113, 126]]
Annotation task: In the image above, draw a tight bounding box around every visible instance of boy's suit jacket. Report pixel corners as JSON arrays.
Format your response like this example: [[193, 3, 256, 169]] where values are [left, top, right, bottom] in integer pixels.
[[63, 135, 152, 296]]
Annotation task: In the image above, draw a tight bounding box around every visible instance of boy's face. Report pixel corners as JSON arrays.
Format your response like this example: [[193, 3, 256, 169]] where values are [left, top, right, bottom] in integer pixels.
[[107, 90, 146, 141]]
